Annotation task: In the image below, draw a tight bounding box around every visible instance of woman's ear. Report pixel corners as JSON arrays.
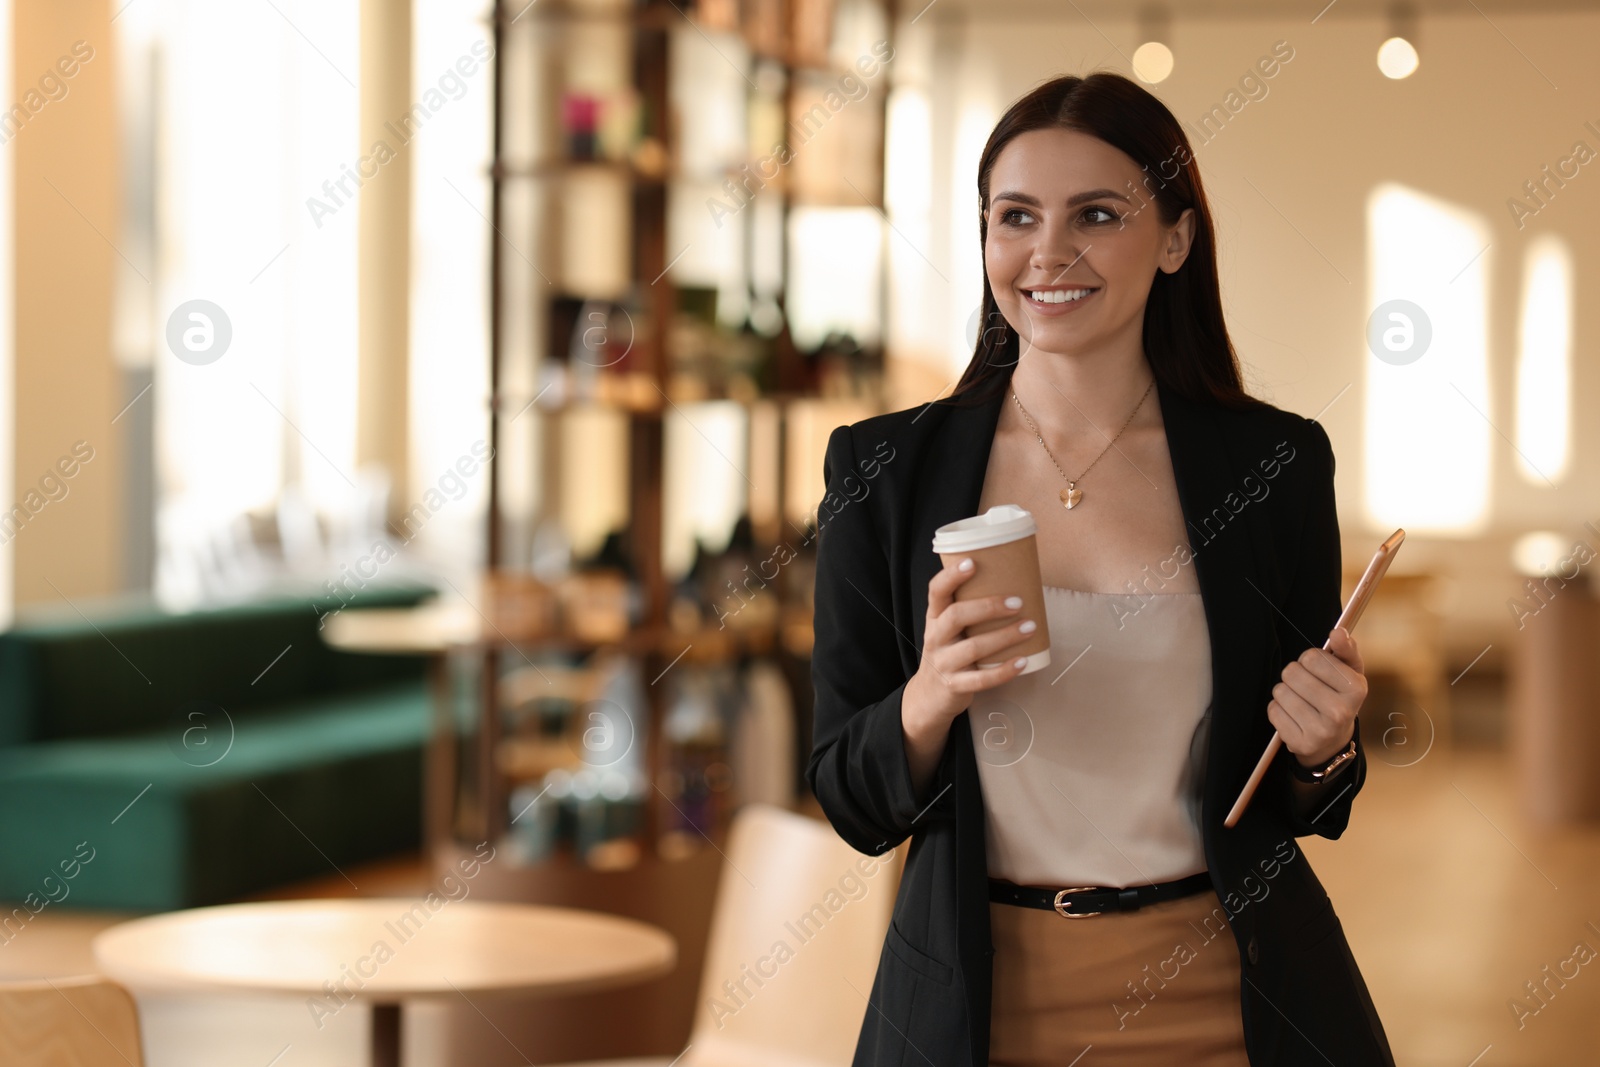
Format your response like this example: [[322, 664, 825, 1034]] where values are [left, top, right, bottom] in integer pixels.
[[1160, 207, 1196, 274]]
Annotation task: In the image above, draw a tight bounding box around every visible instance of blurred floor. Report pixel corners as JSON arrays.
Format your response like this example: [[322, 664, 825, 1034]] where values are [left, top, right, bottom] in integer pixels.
[[4, 748, 1598, 1065], [1306, 746, 1600, 1067]]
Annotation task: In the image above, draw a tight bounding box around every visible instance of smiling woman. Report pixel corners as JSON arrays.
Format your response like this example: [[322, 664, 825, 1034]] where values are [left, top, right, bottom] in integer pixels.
[[808, 70, 1396, 1067], [957, 74, 1258, 419]]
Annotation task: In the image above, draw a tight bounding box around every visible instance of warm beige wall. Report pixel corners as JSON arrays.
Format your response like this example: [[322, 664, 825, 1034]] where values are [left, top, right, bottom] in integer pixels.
[[10, 0, 120, 607]]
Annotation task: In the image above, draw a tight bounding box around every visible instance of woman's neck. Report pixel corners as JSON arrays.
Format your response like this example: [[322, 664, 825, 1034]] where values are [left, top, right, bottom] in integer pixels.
[[1008, 346, 1158, 441]]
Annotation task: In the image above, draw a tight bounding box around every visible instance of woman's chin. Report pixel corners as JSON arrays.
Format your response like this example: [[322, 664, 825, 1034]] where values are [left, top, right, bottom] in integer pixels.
[[1016, 319, 1102, 356]]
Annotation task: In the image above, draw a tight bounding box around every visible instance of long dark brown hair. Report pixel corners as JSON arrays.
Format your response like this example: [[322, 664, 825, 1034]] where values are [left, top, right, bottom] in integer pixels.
[[948, 71, 1267, 411]]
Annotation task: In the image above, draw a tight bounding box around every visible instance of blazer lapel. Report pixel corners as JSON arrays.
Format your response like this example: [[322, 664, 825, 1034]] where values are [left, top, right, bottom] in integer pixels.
[[903, 371, 1276, 808], [1157, 382, 1278, 820]]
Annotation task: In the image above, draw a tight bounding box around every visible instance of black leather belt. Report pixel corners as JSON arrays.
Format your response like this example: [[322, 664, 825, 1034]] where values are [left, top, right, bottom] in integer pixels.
[[988, 871, 1212, 918]]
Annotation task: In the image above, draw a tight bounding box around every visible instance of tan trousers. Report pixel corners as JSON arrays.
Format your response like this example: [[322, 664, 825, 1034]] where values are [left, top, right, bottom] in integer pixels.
[[988, 887, 1252, 1067]]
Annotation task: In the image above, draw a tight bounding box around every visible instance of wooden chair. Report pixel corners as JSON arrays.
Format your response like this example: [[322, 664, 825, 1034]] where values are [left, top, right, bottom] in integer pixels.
[[0, 975, 144, 1066], [551, 803, 905, 1067]]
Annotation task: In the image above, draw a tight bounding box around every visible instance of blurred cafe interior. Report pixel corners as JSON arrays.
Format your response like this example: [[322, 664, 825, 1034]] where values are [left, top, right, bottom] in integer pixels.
[[0, 0, 1598, 1064]]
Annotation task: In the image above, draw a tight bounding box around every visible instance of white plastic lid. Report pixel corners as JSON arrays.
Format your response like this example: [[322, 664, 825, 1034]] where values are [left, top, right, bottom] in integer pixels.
[[931, 504, 1037, 553]]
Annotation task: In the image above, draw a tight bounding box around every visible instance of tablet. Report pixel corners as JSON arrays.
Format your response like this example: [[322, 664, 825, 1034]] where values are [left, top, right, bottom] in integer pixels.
[[1224, 528, 1405, 829]]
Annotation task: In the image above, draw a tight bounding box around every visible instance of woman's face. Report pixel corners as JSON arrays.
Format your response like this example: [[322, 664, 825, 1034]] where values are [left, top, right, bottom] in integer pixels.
[[983, 127, 1194, 360]]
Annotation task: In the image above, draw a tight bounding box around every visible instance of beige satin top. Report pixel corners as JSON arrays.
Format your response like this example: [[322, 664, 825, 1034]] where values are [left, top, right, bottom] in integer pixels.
[[968, 584, 1213, 888]]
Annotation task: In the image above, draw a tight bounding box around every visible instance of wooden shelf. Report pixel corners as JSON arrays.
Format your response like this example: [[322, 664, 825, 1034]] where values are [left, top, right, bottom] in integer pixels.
[[476, 0, 892, 895], [491, 158, 668, 184], [489, 382, 883, 418], [491, 2, 681, 31]]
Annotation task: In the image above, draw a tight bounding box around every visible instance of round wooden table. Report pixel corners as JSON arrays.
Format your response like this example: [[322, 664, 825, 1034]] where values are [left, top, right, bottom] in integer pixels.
[[92, 898, 676, 1067]]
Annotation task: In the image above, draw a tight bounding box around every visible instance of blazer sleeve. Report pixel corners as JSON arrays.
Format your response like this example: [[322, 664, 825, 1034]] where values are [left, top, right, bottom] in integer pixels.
[[1268, 417, 1368, 839], [805, 424, 925, 856]]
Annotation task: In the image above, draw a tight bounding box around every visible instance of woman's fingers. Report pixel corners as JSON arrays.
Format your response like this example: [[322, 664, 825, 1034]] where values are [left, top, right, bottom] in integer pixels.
[[940, 655, 1033, 694], [926, 560, 1024, 647], [1271, 677, 1322, 730], [933, 617, 1036, 676], [926, 556, 976, 622], [1323, 626, 1365, 676], [1265, 696, 1306, 750], [922, 555, 1036, 702], [1272, 635, 1366, 763], [1289, 649, 1359, 696], [1282, 649, 1367, 715], [938, 593, 1024, 635]]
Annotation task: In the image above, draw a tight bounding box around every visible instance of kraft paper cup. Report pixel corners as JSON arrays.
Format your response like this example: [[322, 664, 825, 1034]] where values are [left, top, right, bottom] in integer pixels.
[[931, 504, 1051, 675]]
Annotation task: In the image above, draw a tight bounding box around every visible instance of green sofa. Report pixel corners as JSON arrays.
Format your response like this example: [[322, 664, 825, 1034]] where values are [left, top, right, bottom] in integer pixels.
[[0, 581, 438, 912]]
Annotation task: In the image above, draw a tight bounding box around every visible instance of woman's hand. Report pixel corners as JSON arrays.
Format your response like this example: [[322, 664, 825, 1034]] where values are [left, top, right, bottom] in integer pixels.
[[901, 556, 1038, 796], [1267, 625, 1366, 769]]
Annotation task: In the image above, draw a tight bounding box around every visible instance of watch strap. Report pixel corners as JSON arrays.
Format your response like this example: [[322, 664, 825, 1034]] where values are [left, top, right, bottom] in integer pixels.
[[1291, 736, 1357, 784]]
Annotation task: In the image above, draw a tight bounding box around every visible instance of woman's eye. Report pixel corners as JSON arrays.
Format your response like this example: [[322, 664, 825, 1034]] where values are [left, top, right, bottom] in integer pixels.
[[998, 205, 1118, 226]]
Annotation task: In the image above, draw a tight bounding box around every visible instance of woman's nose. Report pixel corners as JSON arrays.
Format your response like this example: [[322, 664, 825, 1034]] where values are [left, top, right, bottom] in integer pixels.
[[1029, 225, 1086, 274]]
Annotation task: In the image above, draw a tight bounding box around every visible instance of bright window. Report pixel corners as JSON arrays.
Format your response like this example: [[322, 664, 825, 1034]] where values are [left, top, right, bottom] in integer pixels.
[[663, 401, 750, 580], [407, 0, 494, 582], [1363, 183, 1492, 536], [143, 0, 360, 605], [1514, 235, 1572, 484], [787, 206, 884, 353]]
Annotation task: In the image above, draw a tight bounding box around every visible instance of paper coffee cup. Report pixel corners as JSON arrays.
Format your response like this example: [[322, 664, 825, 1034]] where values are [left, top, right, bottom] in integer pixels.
[[931, 504, 1051, 675]]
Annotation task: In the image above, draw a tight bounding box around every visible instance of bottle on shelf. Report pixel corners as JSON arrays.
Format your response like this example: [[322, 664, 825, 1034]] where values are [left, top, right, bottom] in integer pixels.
[[732, 656, 796, 808], [658, 666, 727, 855], [561, 91, 600, 161]]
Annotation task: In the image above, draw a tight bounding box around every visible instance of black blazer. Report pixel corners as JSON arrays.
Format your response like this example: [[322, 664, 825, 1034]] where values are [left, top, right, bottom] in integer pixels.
[[807, 363, 1396, 1066]]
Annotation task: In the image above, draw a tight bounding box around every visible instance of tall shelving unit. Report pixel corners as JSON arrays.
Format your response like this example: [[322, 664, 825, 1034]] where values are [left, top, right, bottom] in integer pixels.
[[438, 0, 898, 1053], [432, 0, 902, 1049]]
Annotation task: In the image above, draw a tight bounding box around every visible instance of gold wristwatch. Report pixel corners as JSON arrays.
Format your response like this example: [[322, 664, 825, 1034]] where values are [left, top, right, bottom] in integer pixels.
[[1291, 736, 1358, 784]]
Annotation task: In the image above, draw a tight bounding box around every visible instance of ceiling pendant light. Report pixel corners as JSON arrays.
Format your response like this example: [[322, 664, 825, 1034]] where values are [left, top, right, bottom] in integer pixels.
[[1378, 2, 1420, 79], [1133, 6, 1174, 85]]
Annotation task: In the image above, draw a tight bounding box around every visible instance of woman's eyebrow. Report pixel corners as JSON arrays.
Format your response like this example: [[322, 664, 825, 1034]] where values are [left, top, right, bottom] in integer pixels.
[[992, 187, 1132, 207]]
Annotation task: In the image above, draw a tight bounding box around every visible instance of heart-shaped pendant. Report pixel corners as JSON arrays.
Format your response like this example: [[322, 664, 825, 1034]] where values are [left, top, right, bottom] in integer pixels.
[[1060, 483, 1082, 509]]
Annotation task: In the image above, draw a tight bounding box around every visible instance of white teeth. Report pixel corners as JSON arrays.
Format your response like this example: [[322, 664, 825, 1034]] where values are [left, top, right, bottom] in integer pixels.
[[1027, 288, 1095, 304]]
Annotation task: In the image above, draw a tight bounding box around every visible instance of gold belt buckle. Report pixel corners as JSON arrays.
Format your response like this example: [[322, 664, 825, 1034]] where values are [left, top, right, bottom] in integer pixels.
[[1052, 886, 1103, 919]]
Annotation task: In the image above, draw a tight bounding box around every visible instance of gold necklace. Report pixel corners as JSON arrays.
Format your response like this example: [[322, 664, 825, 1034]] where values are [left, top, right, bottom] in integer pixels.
[[1010, 377, 1155, 510]]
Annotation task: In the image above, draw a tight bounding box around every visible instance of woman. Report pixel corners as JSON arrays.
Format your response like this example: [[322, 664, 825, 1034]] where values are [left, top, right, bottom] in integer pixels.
[[807, 72, 1395, 1066]]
